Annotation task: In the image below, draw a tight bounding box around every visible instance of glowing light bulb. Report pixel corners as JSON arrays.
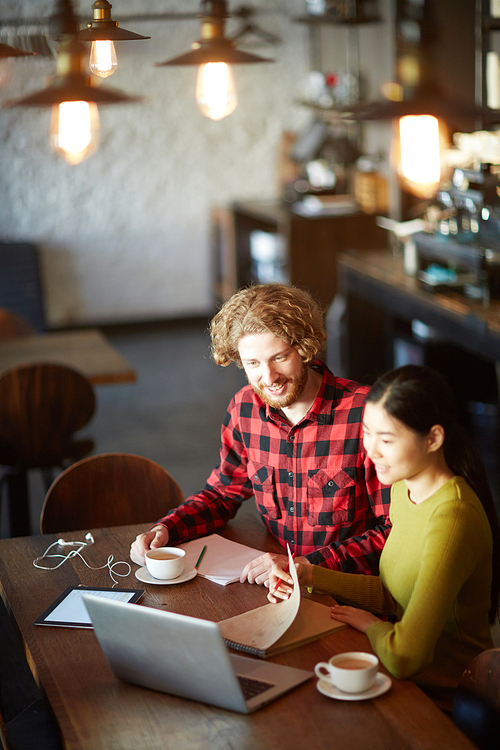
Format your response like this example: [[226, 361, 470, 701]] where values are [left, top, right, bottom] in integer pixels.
[[195, 62, 237, 120], [50, 101, 100, 165], [89, 39, 117, 78], [399, 114, 441, 190]]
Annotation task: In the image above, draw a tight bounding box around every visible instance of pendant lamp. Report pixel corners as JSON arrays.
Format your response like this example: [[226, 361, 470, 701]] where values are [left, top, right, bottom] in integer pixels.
[[3, 0, 142, 165], [77, 1, 150, 79], [155, 0, 274, 121]]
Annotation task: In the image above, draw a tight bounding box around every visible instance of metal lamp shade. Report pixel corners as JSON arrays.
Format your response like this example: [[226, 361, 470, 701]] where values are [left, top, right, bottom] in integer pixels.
[[77, 26, 150, 42], [0, 42, 35, 58], [3, 78, 141, 107], [156, 40, 273, 67], [341, 86, 500, 133]]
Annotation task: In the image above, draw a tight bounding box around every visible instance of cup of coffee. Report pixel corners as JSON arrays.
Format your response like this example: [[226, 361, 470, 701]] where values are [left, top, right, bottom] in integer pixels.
[[145, 547, 186, 580], [314, 651, 379, 693]]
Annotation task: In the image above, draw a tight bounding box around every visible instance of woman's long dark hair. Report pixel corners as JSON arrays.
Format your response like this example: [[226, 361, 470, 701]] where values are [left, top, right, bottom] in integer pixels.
[[366, 364, 500, 625]]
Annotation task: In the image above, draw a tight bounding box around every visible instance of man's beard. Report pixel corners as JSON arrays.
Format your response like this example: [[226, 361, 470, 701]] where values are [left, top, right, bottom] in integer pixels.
[[251, 363, 309, 409]]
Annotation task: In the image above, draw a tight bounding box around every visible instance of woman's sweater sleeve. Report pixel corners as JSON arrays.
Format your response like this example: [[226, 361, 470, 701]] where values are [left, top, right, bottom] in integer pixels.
[[312, 566, 398, 616]]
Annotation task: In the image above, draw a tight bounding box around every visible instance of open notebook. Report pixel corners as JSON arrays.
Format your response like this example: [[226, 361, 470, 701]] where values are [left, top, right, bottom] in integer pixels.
[[218, 546, 345, 658]]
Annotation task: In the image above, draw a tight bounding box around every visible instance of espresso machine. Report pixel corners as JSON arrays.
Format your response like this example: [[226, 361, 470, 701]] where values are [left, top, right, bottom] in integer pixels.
[[413, 165, 500, 304]]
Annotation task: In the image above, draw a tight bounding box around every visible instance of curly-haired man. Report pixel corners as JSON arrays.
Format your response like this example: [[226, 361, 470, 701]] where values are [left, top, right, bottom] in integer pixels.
[[131, 283, 390, 585]]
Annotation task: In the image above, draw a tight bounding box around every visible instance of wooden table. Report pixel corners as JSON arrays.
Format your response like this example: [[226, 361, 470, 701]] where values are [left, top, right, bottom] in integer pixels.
[[0, 505, 475, 750], [0, 329, 136, 385]]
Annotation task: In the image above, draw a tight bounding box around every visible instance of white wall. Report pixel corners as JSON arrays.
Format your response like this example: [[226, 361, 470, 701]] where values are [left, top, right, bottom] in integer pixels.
[[0, 0, 393, 327]]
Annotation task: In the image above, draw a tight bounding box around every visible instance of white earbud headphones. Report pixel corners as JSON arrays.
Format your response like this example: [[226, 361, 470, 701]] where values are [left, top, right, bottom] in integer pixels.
[[57, 532, 94, 547], [33, 532, 130, 585]]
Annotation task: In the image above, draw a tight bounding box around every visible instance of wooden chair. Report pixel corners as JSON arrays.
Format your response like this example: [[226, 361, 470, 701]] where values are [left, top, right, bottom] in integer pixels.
[[0, 363, 95, 537], [0, 309, 35, 340], [40, 453, 184, 534], [452, 648, 500, 750]]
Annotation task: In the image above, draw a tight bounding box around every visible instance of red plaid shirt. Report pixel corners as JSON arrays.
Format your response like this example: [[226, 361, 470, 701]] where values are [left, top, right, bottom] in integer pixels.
[[158, 361, 391, 573]]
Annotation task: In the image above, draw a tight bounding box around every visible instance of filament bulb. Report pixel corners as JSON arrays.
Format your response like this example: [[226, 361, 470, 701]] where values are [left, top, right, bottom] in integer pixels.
[[195, 62, 237, 120], [90, 40, 118, 78], [50, 101, 100, 165]]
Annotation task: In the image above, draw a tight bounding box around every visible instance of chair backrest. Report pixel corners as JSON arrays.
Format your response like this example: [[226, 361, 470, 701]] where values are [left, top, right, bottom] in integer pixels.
[[0, 242, 46, 332], [0, 308, 35, 340], [0, 363, 95, 467], [453, 648, 500, 750], [40, 453, 185, 533]]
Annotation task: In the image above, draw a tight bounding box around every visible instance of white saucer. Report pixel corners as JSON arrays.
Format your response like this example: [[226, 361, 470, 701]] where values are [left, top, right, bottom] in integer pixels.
[[135, 566, 197, 585], [316, 672, 391, 701]]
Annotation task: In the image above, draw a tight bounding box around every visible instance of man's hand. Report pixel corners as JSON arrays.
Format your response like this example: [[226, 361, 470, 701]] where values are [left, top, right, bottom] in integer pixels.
[[130, 525, 169, 566], [240, 552, 309, 586], [240, 552, 289, 585]]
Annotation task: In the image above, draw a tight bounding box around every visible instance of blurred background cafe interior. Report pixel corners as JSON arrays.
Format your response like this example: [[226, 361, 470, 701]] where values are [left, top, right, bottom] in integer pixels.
[[1, 0, 500, 548], [2, 0, 500, 746]]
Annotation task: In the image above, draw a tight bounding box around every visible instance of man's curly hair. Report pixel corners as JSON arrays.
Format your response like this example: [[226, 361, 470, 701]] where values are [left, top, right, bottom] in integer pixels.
[[210, 283, 326, 367]]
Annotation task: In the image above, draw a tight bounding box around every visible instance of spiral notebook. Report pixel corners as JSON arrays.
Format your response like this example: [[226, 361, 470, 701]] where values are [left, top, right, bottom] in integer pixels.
[[218, 547, 345, 658]]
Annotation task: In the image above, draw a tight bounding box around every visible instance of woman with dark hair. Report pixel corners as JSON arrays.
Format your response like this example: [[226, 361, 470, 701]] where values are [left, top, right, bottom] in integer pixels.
[[268, 364, 500, 711]]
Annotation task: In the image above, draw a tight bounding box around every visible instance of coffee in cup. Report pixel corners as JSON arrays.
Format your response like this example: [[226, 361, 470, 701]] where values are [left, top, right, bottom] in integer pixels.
[[145, 547, 186, 580], [314, 651, 378, 693]]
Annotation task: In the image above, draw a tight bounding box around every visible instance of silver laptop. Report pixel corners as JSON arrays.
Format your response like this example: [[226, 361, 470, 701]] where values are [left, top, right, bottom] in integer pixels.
[[82, 594, 312, 714]]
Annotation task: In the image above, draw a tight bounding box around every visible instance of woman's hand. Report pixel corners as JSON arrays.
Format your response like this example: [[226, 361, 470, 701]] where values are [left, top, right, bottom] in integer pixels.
[[267, 562, 294, 602], [329, 604, 381, 633], [266, 561, 313, 603]]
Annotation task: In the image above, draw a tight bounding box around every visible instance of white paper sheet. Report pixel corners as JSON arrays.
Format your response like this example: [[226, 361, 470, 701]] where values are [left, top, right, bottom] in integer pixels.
[[180, 534, 264, 585]]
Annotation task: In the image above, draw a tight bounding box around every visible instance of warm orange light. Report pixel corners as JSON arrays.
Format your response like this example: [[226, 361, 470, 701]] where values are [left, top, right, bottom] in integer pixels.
[[399, 114, 441, 187], [89, 39, 118, 78], [50, 101, 100, 165], [195, 62, 237, 120], [380, 81, 404, 102]]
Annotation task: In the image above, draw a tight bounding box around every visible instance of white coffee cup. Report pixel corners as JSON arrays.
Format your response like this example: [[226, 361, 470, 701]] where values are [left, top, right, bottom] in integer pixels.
[[314, 651, 379, 693], [145, 547, 186, 580]]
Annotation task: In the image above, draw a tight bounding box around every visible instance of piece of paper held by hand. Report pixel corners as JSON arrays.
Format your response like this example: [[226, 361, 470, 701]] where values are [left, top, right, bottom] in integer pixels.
[[219, 545, 300, 651], [218, 545, 346, 657], [180, 534, 264, 585]]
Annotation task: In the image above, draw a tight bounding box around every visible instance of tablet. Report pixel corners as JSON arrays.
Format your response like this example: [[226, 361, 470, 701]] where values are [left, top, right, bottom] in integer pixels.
[[34, 586, 144, 628]]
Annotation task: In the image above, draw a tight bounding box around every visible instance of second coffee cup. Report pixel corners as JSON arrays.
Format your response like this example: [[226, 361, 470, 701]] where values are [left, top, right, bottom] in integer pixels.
[[145, 547, 186, 580], [314, 651, 379, 693]]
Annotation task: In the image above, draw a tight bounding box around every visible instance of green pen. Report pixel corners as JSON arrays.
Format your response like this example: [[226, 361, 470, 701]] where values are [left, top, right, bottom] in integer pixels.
[[195, 544, 208, 570]]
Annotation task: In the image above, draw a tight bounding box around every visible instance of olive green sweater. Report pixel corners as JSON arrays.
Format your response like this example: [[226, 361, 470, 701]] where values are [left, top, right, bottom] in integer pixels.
[[312, 477, 494, 710]]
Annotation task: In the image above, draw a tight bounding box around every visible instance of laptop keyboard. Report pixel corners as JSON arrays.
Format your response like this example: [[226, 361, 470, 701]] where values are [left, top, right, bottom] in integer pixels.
[[237, 675, 275, 700]]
